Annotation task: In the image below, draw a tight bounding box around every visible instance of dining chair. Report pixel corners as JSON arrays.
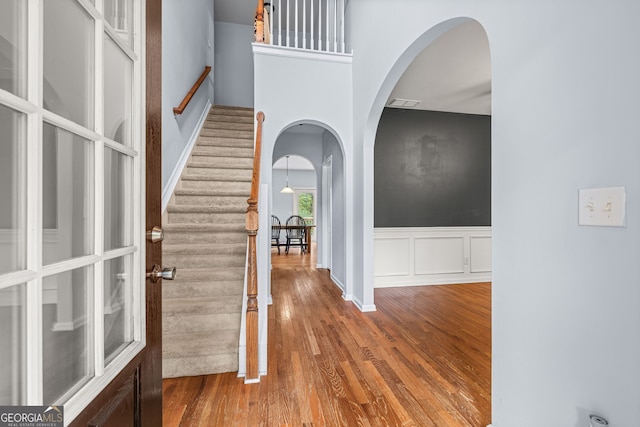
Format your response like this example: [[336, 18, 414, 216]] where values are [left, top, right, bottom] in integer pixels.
[[285, 215, 306, 254]]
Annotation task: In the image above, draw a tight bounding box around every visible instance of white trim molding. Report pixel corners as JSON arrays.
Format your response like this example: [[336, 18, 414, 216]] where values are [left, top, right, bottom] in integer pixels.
[[374, 227, 492, 287], [252, 43, 353, 64], [352, 295, 377, 312]]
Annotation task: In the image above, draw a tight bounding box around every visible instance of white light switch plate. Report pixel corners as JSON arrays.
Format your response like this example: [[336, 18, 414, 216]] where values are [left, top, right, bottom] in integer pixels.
[[578, 186, 626, 227]]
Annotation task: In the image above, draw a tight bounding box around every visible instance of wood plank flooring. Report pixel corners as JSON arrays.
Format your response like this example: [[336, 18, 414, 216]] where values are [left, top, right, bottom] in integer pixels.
[[163, 248, 491, 426]]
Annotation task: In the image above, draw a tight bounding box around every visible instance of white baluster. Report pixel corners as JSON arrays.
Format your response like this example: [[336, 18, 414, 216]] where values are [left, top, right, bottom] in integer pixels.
[[333, 0, 337, 52], [295, 0, 298, 48], [318, 0, 322, 51], [286, 0, 290, 47], [311, 0, 314, 50], [114, 0, 120, 29], [340, 0, 345, 53], [278, 0, 282, 46], [325, 0, 329, 52], [270, 1, 274, 45], [303, 0, 306, 49]]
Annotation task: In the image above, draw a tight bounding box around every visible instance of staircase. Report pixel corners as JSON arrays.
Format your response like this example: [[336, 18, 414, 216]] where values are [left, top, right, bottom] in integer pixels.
[[162, 105, 254, 378]]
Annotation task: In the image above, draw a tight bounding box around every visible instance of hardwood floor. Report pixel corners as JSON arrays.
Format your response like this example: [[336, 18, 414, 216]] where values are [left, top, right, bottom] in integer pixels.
[[163, 247, 491, 426]]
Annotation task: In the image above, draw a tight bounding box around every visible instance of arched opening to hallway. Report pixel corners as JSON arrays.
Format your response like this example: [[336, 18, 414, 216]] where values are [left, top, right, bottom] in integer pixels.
[[367, 18, 493, 424], [272, 154, 317, 256], [270, 122, 347, 295]]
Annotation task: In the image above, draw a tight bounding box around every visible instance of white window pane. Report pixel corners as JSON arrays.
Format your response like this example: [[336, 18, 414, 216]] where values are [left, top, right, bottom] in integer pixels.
[[0, 283, 26, 405], [43, 0, 95, 128], [0, 0, 27, 97], [104, 34, 133, 146], [104, 0, 134, 48], [104, 255, 133, 363], [0, 104, 26, 275], [104, 148, 132, 250], [43, 124, 94, 265], [43, 266, 94, 404]]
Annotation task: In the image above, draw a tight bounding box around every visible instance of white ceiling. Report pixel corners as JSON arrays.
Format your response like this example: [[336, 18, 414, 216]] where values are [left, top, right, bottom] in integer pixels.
[[387, 20, 491, 115], [214, 3, 491, 115]]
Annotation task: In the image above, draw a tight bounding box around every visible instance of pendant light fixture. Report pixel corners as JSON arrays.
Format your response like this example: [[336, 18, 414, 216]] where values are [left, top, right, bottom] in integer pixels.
[[280, 155, 294, 194]]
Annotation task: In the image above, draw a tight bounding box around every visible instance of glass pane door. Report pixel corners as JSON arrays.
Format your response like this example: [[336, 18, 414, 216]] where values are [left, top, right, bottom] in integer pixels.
[[0, 1, 143, 422]]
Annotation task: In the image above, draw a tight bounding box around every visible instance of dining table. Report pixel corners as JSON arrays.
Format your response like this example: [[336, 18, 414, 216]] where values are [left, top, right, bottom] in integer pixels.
[[272, 224, 316, 254]]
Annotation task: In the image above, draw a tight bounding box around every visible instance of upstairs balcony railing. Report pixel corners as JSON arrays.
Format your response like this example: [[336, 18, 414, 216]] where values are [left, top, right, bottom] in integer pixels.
[[255, 0, 347, 54]]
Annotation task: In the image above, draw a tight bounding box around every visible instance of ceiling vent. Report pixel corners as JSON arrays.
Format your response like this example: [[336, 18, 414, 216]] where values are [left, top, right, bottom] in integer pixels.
[[388, 98, 421, 108]]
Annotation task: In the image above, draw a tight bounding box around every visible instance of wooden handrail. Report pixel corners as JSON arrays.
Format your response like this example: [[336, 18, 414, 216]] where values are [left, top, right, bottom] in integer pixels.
[[255, 0, 264, 43], [245, 111, 265, 381], [173, 66, 211, 116]]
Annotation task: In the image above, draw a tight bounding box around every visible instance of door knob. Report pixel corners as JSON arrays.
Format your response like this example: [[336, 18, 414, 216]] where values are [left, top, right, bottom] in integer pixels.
[[146, 226, 164, 243], [146, 265, 176, 283]]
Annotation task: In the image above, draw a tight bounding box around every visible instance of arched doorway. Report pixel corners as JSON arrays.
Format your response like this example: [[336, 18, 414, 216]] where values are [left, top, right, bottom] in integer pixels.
[[270, 122, 349, 298], [361, 17, 492, 309]]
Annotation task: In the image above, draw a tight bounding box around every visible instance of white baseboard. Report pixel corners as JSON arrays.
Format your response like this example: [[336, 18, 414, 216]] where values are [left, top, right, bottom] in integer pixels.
[[352, 296, 377, 312], [375, 273, 492, 288], [162, 100, 212, 213], [330, 272, 345, 291]]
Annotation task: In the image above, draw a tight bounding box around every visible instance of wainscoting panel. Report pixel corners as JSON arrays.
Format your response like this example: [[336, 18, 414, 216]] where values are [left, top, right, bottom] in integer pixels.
[[470, 236, 492, 273], [414, 237, 465, 275], [374, 227, 492, 288], [373, 237, 410, 277]]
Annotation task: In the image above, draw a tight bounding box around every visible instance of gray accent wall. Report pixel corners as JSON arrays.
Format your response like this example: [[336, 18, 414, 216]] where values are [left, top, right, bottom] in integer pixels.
[[162, 0, 214, 190], [374, 108, 491, 227]]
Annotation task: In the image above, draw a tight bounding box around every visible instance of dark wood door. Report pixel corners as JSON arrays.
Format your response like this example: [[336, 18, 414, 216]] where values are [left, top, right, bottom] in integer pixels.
[[69, 1, 163, 425]]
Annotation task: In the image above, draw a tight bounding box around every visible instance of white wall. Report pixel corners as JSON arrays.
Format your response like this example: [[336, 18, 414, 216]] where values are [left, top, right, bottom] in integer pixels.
[[214, 22, 255, 107], [322, 131, 346, 292], [162, 0, 214, 193], [254, 45, 354, 302], [346, 1, 640, 426]]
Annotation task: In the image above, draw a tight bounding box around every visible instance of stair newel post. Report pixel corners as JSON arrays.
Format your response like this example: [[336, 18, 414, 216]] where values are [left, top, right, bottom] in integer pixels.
[[255, 0, 265, 43], [246, 111, 264, 382]]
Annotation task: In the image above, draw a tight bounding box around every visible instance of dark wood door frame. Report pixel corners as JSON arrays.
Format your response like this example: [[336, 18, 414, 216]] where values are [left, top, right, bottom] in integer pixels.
[[69, 0, 163, 425]]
